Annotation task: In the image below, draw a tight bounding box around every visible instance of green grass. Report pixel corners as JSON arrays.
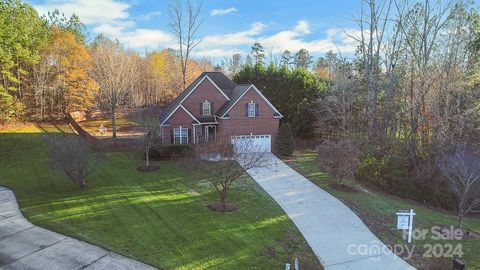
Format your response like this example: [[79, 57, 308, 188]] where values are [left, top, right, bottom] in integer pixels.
[[286, 150, 480, 270], [0, 124, 321, 270]]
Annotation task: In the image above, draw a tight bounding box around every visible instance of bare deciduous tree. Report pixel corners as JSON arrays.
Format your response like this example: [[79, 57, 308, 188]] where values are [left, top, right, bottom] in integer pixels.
[[440, 145, 480, 228], [193, 138, 269, 212], [223, 53, 243, 77], [315, 52, 358, 138], [134, 108, 161, 169], [32, 53, 54, 120], [46, 134, 104, 188], [169, 0, 203, 92], [349, 0, 393, 146], [91, 36, 140, 138]]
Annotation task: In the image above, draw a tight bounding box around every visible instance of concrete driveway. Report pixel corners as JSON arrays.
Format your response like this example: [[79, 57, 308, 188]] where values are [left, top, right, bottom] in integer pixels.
[[244, 154, 415, 270], [0, 187, 157, 270]]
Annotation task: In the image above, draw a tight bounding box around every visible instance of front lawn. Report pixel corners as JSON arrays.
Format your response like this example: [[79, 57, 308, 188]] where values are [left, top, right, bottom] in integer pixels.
[[286, 150, 480, 270], [0, 124, 321, 270]]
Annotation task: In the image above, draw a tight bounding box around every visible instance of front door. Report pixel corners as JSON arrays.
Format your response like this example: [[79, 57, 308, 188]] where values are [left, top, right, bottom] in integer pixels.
[[204, 125, 216, 142]]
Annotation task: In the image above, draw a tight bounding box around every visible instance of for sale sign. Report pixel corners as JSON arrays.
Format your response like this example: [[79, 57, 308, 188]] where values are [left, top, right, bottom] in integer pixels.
[[396, 209, 415, 243], [396, 215, 410, 230]]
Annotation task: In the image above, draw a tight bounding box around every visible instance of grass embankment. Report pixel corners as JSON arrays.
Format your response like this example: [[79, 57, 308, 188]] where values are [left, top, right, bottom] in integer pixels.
[[286, 150, 480, 270], [0, 123, 321, 270]]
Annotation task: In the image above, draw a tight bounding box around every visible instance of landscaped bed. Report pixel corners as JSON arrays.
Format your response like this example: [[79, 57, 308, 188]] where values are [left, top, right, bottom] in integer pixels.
[[286, 150, 480, 270], [0, 124, 321, 270]]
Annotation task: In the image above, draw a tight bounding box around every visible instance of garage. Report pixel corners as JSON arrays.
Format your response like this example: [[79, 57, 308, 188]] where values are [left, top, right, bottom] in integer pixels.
[[231, 134, 271, 153]]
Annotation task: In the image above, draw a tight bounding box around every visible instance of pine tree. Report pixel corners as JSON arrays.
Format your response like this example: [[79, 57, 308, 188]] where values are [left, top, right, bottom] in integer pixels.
[[293, 48, 313, 69], [250, 43, 265, 66], [0, 0, 49, 122]]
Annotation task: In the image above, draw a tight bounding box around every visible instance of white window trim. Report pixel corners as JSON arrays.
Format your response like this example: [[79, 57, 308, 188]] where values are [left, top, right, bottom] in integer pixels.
[[248, 102, 256, 118], [202, 100, 211, 116], [173, 127, 188, 144]]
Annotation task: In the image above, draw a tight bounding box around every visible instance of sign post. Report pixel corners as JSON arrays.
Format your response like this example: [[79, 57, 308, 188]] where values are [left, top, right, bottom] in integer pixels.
[[396, 209, 415, 243]]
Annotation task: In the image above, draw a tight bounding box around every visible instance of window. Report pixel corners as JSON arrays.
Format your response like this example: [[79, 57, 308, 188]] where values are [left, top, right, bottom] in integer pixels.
[[202, 101, 211, 115], [173, 127, 188, 144], [248, 102, 256, 117]]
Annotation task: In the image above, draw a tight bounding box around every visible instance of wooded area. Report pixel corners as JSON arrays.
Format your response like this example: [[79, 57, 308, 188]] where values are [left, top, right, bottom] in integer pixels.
[[0, 0, 205, 124]]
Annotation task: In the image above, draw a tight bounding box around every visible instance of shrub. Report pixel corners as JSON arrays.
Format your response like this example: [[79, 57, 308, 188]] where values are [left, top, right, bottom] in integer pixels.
[[316, 139, 360, 180], [277, 123, 295, 156], [355, 154, 387, 189], [149, 144, 192, 159]]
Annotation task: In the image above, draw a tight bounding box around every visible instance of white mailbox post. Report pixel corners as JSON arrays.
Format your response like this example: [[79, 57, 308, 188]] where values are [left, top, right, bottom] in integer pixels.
[[396, 209, 415, 243]]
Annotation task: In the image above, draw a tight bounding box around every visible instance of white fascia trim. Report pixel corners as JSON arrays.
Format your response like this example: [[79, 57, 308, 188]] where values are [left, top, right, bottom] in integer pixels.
[[251, 85, 283, 117], [220, 85, 253, 117], [160, 104, 200, 126], [220, 85, 283, 118], [180, 105, 200, 124], [159, 75, 229, 125]]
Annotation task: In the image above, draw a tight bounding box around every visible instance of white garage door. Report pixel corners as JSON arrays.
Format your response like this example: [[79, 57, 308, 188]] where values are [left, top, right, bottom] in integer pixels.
[[231, 134, 271, 153]]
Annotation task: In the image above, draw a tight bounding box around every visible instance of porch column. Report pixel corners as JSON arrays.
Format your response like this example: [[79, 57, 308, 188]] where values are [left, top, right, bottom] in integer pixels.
[[193, 124, 196, 144]]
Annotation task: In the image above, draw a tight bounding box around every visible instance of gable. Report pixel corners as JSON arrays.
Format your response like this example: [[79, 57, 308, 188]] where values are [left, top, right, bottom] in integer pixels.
[[164, 105, 199, 125], [226, 87, 281, 119], [160, 74, 229, 125], [182, 78, 230, 118], [220, 86, 282, 118]]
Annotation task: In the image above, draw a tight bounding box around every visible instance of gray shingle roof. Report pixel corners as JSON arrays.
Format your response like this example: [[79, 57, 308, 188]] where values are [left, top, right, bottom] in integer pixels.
[[215, 85, 252, 117]]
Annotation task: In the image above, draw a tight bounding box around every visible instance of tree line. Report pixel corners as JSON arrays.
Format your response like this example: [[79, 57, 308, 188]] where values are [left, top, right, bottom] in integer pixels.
[[0, 0, 209, 125]]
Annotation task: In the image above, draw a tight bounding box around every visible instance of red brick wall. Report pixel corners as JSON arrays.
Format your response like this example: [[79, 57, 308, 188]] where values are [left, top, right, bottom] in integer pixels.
[[182, 78, 229, 118], [162, 107, 195, 144], [217, 88, 280, 152]]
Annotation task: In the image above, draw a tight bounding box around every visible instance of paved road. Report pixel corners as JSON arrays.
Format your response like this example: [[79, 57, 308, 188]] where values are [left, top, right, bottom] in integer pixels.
[[244, 154, 415, 270], [0, 187, 157, 270]]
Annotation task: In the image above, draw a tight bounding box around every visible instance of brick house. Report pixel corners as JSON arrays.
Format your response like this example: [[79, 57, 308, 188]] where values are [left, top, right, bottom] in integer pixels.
[[159, 72, 283, 152]]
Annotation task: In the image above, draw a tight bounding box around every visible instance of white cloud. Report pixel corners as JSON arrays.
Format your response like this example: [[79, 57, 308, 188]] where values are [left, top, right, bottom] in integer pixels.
[[120, 29, 174, 50], [257, 21, 357, 54], [200, 22, 267, 48], [93, 24, 175, 50], [195, 20, 358, 57], [192, 48, 245, 58], [137, 11, 162, 21], [294, 20, 310, 35], [34, 0, 130, 24], [210, 7, 238, 16]]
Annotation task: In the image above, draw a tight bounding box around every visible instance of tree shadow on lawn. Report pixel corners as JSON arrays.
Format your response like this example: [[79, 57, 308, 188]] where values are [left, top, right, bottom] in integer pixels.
[[0, 129, 322, 269]]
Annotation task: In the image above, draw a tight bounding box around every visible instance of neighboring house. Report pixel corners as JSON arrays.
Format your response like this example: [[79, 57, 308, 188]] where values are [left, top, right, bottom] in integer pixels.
[[159, 72, 283, 152]]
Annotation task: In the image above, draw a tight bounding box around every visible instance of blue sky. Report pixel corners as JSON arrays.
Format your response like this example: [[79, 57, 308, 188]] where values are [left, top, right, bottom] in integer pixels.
[[28, 0, 362, 61]]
